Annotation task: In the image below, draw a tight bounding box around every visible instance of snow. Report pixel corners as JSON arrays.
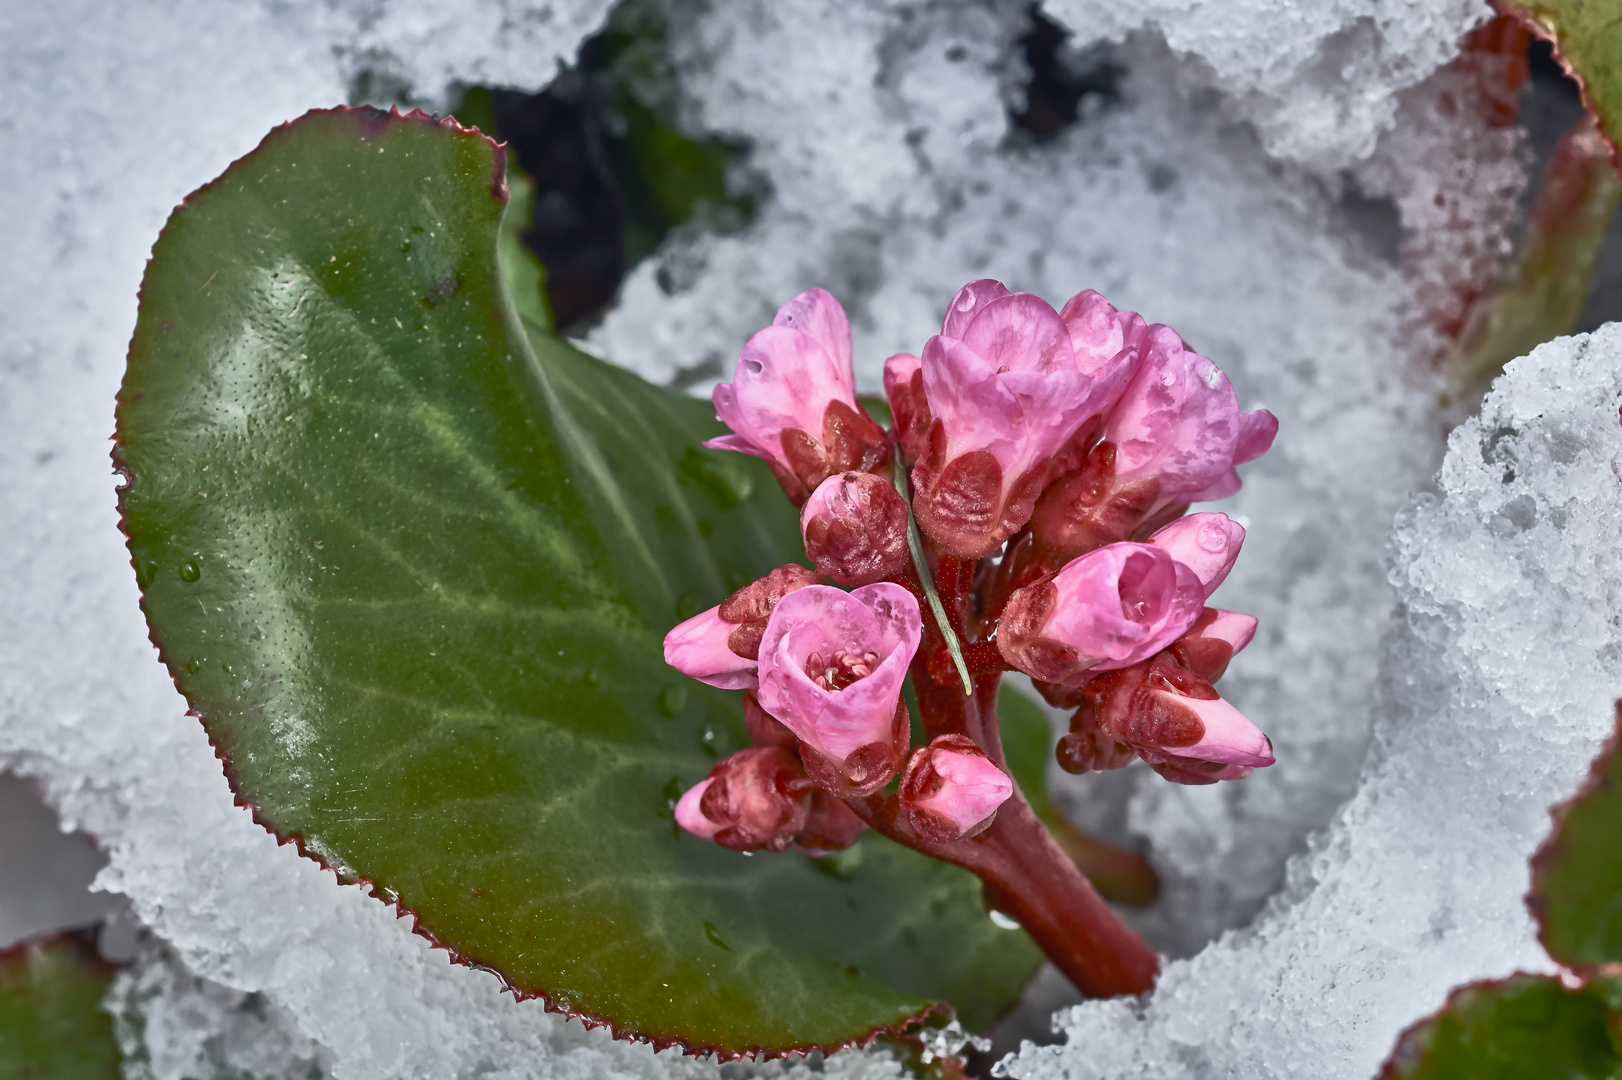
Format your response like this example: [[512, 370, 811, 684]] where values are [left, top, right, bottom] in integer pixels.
[[8, 0, 1618, 1076]]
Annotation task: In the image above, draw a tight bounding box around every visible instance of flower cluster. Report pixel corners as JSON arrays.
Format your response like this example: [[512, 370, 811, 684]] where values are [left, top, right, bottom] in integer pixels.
[[664, 283, 1276, 856]]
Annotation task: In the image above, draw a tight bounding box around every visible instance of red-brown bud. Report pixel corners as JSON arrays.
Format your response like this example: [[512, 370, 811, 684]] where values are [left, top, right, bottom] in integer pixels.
[[675, 746, 815, 852], [800, 472, 910, 586]]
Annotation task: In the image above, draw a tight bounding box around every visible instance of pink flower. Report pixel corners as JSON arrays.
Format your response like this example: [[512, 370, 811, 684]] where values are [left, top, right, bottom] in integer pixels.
[[1055, 652, 1273, 785], [1029, 312, 1276, 556], [1147, 513, 1244, 598], [673, 746, 814, 851], [801, 471, 911, 586], [900, 735, 1013, 843], [997, 542, 1204, 686], [756, 583, 922, 796], [663, 564, 820, 689], [910, 280, 1140, 559], [706, 288, 889, 504]]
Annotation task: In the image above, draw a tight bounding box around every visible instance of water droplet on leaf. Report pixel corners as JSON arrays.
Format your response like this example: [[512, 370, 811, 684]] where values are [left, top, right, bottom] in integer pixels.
[[703, 920, 731, 951], [178, 559, 201, 582], [657, 685, 688, 717], [989, 909, 1020, 930], [185, 656, 201, 675]]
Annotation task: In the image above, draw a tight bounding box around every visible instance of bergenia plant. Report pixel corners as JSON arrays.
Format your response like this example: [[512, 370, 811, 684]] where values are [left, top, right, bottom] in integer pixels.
[[666, 281, 1277, 994]]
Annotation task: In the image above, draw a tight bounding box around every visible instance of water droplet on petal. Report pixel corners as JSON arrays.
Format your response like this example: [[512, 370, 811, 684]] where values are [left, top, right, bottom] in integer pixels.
[[1197, 520, 1228, 552]]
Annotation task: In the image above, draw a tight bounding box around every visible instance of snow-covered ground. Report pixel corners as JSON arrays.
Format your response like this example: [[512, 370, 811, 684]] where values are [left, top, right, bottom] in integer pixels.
[[4, 1, 1619, 1076]]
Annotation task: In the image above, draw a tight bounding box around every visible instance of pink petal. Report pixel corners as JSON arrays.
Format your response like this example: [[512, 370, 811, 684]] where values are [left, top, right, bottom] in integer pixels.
[[941, 279, 1011, 339], [1058, 289, 1148, 376], [1162, 692, 1274, 766], [1182, 467, 1242, 505], [882, 351, 921, 393], [1042, 543, 1206, 672], [1149, 513, 1245, 599], [664, 605, 757, 690], [914, 748, 1012, 833], [773, 287, 853, 376], [1200, 609, 1258, 654], [1234, 408, 1279, 465], [958, 292, 1075, 375], [1103, 326, 1240, 502], [674, 778, 722, 840], [710, 324, 856, 468]]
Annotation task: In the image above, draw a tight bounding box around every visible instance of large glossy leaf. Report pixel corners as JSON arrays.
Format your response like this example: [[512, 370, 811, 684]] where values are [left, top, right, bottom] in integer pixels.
[[1530, 704, 1622, 971], [0, 932, 120, 1079], [114, 106, 1040, 1055], [1377, 973, 1622, 1080]]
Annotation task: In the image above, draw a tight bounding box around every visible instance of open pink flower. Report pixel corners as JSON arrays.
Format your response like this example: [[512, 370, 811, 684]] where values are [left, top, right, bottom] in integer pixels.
[[1147, 513, 1244, 598], [997, 542, 1204, 686], [900, 735, 1013, 843], [663, 564, 820, 689], [910, 280, 1140, 559], [756, 583, 921, 796], [673, 746, 814, 851], [706, 288, 888, 504], [1055, 651, 1273, 785], [1030, 314, 1276, 556], [801, 471, 910, 586]]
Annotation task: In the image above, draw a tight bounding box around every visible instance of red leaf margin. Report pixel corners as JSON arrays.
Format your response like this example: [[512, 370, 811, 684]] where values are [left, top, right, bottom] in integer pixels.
[[108, 103, 949, 1063]]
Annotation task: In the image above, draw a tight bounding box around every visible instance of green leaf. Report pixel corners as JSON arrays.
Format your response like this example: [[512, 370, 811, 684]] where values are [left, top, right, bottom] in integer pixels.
[[1501, 1, 1622, 162], [0, 933, 121, 1079], [1377, 973, 1622, 1080], [1531, 705, 1622, 971], [997, 687, 1158, 907], [114, 105, 1040, 1055]]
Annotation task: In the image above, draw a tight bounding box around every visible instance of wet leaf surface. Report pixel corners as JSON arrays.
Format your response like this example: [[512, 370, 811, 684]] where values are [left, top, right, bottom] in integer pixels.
[[0, 932, 120, 1079], [115, 106, 1041, 1054], [1378, 973, 1622, 1080], [1531, 704, 1622, 971]]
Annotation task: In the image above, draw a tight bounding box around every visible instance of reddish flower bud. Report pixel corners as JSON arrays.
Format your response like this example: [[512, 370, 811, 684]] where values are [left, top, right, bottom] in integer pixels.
[[663, 564, 819, 688], [910, 280, 1140, 559], [883, 352, 931, 467], [673, 746, 815, 851], [1055, 652, 1273, 785], [997, 542, 1204, 687], [706, 288, 888, 504], [1167, 607, 1258, 683], [794, 791, 868, 855], [756, 583, 922, 796], [801, 472, 910, 586], [900, 735, 1013, 843]]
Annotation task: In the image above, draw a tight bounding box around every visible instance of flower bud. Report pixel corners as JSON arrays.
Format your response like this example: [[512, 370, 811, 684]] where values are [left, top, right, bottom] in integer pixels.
[[910, 280, 1139, 559], [756, 583, 922, 796], [801, 472, 910, 586], [1167, 607, 1257, 683], [997, 542, 1204, 687], [1147, 513, 1245, 598], [664, 564, 820, 688], [883, 352, 931, 467], [1055, 652, 1273, 785], [900, 735, 1013, 843], [705, 288, 888, 504], [795, 791, 868, 855], [673, 746, 814, 851]]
